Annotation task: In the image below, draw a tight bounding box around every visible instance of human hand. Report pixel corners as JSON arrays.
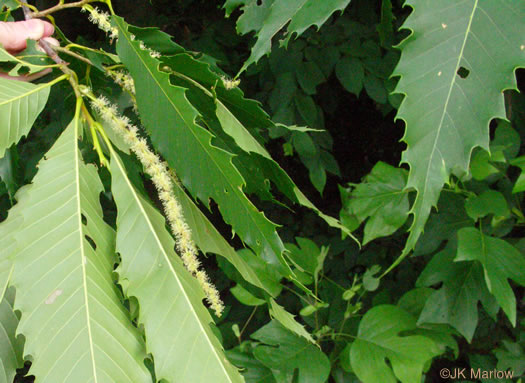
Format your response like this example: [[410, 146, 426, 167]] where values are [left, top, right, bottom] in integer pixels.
[[0, 19, 57, 81]]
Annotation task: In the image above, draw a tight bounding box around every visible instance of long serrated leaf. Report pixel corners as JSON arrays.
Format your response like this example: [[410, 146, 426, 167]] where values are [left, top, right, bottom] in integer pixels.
[[162, 53, 357, 243], [391, 0, 525, 268], [114, 17, 290, 274], [232, 0, 352, 73], [110, 150, 244, 383], [0, 287, 23, 383], [0, 206, 21, 303], [9, 118, 150, 382], [171, 177, 276, 295], [0, 76, 52, 157]]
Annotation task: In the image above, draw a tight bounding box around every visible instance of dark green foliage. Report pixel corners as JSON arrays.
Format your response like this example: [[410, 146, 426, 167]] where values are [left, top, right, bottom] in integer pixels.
[[0, 0, 524, 382]]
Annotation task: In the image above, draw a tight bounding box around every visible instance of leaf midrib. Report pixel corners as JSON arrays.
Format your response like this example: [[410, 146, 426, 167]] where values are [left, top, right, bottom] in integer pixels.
[[421, 0, 479, 201], [74, 115, 99, 382], [0, 80, 51, 106]]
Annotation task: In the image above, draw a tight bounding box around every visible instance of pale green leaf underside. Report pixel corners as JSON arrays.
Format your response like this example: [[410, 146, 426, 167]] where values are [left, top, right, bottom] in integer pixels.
[[110, 150, 244, 383], [0, 76, 50, 158], [0, 288, 22, 383], [8, 121, 150, 382], [0, 208, 21, 303], [0, 47, 51, 76], [114, 16, 290, 273], [234, 0, 352, 73], [0, 180, 33, 303], [350, 305, 440, 383], [393, 0, 525, 263]]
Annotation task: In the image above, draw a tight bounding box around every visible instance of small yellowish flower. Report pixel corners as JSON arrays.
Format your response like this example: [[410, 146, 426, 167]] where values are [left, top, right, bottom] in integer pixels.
[[138, 40, 162, 59], [83, 6, 118, 39], [221, 75, 240, 90], [89, 94, 224, 316], [107, 70, 136, 94]]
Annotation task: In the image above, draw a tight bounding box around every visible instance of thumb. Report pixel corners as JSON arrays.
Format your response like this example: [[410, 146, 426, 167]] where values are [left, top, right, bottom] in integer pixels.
[[0, 20, 54, 52]]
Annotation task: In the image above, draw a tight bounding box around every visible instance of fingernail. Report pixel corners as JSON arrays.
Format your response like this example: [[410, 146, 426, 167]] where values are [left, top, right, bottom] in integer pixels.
[[42, 21, 54, 37]]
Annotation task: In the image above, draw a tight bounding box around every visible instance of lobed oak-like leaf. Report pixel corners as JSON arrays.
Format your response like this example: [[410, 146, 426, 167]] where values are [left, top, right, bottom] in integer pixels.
[[391, 0, 525, 266], [350, 305, 441, 383], [416, 242, 498, 342], [456, 227, 525, 327], [340, 161, 409, 245], [252, 320, 330, 383]]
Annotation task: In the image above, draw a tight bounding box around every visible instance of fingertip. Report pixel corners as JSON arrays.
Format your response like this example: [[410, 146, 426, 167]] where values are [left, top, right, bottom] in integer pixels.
[[24, 19, 45, 39], [42, 37, 59, 47], [42, 21, 54, 37]]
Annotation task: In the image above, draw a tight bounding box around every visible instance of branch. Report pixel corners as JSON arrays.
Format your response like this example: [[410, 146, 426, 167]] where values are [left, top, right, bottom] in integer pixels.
[[31, 0, 98, 18]]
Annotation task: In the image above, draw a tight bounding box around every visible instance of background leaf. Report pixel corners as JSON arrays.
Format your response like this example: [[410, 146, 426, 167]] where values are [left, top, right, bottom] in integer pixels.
[[350, 305, 441, 383], [335, 56, 364, 96], [416, 243, 498, 342], [227, 348, 276, 383], [456, 227, 525, 326], [464, 190, 510, 221], [252, 320, 330, 383], [231, 0, 352, 73], [341, 161, 409, 244]]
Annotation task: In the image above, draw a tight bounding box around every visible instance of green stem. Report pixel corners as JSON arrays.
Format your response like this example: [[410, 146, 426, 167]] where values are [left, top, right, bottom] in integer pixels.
[[46, 73, 69, 87], [238, 306, 258, 343], [81, 102, 110, 167], [54, 46, 93, 66]]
